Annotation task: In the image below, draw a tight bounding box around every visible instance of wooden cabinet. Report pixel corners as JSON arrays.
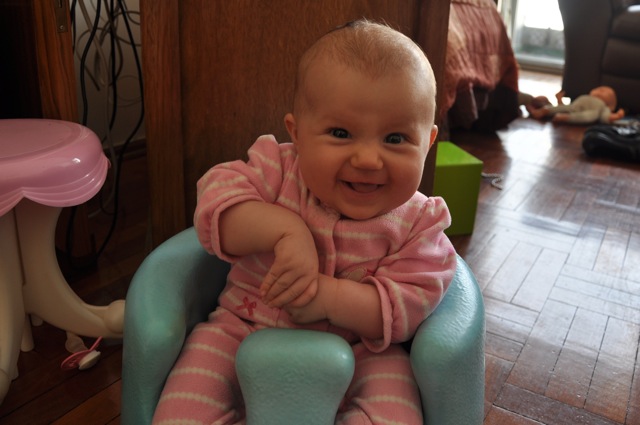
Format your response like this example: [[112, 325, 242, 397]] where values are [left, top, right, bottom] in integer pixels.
[[141, 0, 451, 245]]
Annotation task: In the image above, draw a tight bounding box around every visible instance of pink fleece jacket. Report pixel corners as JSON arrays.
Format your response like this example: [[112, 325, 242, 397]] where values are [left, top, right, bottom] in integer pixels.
[[194, 135, 457, 352]]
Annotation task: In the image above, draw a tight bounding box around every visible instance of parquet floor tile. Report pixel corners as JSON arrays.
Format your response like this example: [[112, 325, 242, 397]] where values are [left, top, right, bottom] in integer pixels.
[[450, 70, 640, 424]]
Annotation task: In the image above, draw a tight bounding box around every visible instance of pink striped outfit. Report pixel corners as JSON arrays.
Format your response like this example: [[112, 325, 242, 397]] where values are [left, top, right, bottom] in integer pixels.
[[153, 135, 457, 425]]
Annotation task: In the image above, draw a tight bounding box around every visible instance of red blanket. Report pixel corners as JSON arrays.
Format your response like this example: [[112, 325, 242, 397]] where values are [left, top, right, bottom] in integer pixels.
[[441, 0, 520, 130]]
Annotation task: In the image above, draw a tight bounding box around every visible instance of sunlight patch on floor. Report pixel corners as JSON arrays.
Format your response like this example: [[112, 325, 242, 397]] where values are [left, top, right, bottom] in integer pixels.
[[498, 122, 554, 162]]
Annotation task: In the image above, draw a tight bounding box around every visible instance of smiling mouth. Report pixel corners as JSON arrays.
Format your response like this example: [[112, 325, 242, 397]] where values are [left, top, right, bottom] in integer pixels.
[[344, 181, 382, 193]]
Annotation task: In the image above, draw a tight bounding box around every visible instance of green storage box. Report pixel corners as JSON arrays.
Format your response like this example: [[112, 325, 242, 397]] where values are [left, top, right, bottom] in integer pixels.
[[433, 142, 483, 236]]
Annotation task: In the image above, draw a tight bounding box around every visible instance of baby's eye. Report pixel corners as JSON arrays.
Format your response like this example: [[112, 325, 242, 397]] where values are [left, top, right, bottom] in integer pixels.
[[330, 128, 350, 139], [385, 133, 406, 145]]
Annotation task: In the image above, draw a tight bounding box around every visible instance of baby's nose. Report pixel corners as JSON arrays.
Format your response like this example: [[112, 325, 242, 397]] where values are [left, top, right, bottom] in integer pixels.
[[350, 144, 383, 170]]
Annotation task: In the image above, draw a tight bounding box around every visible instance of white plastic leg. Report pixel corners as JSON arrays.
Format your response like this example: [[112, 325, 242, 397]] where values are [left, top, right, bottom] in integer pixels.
[[15, 200, 125, 338], [0, 210, 26, 404], [21, 316, 34, 352], [30, 314, 43, 326]]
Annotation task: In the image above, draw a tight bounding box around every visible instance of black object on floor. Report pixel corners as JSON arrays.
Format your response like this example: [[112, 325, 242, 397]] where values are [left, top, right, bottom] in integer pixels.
[[582, 123, 640, 162]]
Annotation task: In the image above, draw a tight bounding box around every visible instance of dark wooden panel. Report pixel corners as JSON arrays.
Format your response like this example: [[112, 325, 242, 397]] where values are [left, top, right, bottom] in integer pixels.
[[140, 0, 187, 247], [31, 0, 78, 121], [141, 0, 450, 245]]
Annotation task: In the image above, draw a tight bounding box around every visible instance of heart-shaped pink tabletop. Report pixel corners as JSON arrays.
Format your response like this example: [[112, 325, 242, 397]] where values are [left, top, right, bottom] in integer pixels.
[[0, 119, 109, 216]]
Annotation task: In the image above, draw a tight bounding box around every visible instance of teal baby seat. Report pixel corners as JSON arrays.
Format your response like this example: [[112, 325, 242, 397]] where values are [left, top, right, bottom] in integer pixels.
[[121, 227, 485, 424]]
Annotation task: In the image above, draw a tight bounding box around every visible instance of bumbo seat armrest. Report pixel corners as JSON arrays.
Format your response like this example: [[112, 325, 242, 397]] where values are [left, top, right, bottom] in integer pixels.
[[411, 255, 486, 425], [122, 228, 229, 424]]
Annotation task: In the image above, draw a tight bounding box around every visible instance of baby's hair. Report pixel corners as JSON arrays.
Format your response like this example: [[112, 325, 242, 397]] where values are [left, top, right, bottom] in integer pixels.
[[292, 19, 436, 114], [589, 85, 618, 111], [321, 19, 425, 77]]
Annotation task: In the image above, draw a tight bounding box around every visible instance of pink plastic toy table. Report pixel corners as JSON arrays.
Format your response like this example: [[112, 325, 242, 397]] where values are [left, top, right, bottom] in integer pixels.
[[0, 119, 124, 404]]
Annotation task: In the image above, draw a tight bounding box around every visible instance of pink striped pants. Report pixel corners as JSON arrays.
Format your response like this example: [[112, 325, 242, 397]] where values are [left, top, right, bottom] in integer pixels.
[[152, 308, 423, 425]]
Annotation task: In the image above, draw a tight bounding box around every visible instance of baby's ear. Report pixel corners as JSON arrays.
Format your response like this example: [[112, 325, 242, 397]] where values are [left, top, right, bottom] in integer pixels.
[[284, 113, 298, 144], [429, 125, 438, 149]]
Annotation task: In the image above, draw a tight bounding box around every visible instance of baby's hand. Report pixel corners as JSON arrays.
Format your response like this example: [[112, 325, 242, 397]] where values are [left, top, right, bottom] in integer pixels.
[[261, 230, 319, 308], [610, 108, 625, 122], [285, 274, 383, 339], [285, 274, 337, 324], [555, 90, 566, 105]]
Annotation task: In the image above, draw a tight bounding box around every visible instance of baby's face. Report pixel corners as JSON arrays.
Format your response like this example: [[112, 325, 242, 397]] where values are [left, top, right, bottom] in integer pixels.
[[286, 59, 437, 220]]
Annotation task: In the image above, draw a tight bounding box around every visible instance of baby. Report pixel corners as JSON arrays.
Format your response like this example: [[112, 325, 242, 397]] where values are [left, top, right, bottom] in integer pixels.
[[152, 20, 457, 425], [527, 85, 625, 124]]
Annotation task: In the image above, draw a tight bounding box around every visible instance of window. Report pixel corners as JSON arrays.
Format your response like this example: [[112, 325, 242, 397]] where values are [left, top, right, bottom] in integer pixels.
[[499, 0, 565, 73]]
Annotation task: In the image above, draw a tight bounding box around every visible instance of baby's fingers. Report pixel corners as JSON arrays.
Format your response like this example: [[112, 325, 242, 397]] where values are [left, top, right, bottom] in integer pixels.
[[263, 275, 316, 308], [266, 285, 305, 308], [260, 270, 278, 298], [285, 281, 318, 308], [260, 266, 295, 304]]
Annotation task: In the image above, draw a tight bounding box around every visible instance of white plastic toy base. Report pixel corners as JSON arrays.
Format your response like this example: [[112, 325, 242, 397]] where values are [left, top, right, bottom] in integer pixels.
[[0, 200, 125, 404]]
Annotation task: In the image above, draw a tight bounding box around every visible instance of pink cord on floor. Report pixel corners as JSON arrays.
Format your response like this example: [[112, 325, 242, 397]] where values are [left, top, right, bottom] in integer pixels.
[[60, 337, 103, 371]]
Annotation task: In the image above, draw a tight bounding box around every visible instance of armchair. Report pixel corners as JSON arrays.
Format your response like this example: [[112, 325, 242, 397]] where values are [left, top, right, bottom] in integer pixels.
[[559, 0, 640, 114], [121, 227, 485, 425]]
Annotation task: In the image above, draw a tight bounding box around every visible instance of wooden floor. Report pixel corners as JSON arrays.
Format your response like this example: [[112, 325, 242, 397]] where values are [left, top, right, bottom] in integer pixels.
[[2, 71, 639, 424]]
